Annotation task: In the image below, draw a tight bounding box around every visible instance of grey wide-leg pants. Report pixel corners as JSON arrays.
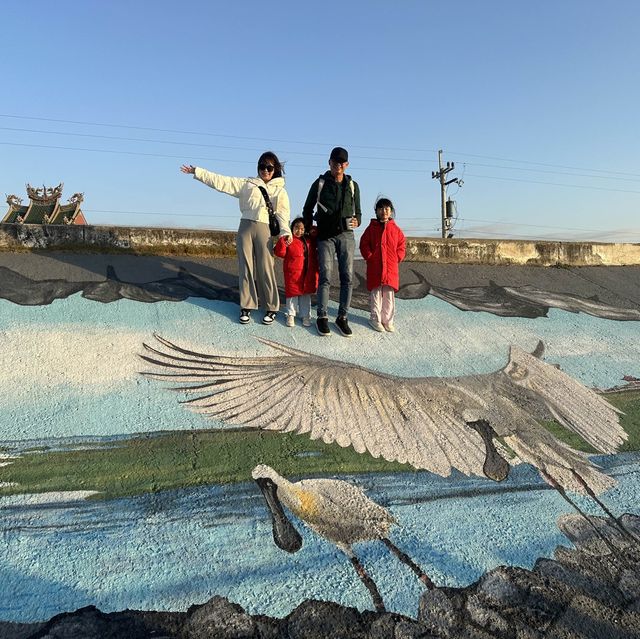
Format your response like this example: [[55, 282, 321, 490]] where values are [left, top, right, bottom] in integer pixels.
[[236, 219, 280, 312]]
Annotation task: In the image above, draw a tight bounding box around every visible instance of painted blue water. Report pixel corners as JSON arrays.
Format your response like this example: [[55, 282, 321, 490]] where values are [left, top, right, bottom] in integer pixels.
[[1, 453, 638, 623], [0, 294, 638, 442]]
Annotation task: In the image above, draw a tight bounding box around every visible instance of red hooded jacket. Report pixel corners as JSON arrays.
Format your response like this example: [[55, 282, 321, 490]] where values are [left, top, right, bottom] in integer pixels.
[[274, 234, 319, 298], [359, 219, 406, 291]]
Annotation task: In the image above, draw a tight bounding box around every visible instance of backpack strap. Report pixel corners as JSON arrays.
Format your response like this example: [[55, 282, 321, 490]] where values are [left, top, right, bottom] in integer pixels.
[[316, 178, 327, 213], [315, 177, 355, 214]]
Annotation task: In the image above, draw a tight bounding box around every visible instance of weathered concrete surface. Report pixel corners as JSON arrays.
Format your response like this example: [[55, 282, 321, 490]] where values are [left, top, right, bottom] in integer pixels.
[[1, 251, 639, 304], [4, 514, 639, 639], [0, 223, 237, 258], [407, 237, 640, 266], [1, 249, 638, 634], [2, 223, 640, 266]]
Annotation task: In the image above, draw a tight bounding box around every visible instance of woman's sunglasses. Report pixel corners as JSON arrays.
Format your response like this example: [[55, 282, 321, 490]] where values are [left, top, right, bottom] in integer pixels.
[[258, 164, 275, 172]]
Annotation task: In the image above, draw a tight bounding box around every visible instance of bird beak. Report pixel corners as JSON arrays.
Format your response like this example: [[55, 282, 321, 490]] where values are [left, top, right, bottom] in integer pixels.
[[255, 478, 303, 554]]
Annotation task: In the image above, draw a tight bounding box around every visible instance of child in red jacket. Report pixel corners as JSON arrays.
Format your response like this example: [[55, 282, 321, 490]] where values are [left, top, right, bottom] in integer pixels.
[[274, 217, 319, 327], [359, 198, 406, 332]]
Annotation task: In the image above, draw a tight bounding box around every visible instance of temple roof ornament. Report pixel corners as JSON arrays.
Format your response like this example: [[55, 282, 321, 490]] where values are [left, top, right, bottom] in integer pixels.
[[2, 183, 87, 225], [25, 183, 64, 203]]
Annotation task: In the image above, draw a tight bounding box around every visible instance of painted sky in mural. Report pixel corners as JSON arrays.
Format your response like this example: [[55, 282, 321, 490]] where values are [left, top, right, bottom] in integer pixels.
[[0, 265, 638, 623]]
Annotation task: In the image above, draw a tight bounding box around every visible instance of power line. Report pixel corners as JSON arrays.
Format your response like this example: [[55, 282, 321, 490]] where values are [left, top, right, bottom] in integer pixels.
[[455, 217, 633, 234], [8, 125, 640, 185], [464, 172, 640, 195], [446, 149, 640, 179], [2, 113, 639, 179], [454, 228, 640, 241], [6, 140, 640, 192], [462, 161, 640, 184], [0, 113, 438, 155], [0, 141, 427, 173], [85, 209, 237, 218], [0, 126, 436, 163]]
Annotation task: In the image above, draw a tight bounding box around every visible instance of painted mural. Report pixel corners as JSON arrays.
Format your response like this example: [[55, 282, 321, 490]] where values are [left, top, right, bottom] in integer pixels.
[[0, 261, 639, 624]]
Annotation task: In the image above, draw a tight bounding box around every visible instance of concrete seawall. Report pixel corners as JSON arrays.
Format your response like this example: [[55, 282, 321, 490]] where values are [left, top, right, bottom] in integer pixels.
[[1, 222, 639, 266]]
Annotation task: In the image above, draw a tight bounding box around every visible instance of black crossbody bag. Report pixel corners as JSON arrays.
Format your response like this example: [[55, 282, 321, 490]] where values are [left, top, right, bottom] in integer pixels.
[[258, 186, 280, 237]]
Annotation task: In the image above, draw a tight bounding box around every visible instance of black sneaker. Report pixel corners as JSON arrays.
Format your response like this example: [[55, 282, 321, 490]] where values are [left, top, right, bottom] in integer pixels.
[[262, 311, 277, 325], [239, 309, 251, 324], [335, 315, 353, 337], [316, 317, 330, 336]]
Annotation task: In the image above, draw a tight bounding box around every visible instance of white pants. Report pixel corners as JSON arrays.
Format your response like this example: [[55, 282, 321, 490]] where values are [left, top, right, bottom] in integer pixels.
[[286, 294, 311, 319], [369, 285, 395, 325]]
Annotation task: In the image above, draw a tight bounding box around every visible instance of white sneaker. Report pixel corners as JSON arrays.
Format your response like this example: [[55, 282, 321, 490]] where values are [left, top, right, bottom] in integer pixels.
[[286, 315, 295, 327], [383, 322, 396, 332], [368, 319, 385, 332], [302, 317, 311, 327], [262, 311, 277, 325]]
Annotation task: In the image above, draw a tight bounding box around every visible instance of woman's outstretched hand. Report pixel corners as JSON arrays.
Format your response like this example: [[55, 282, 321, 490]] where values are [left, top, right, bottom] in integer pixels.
[[180, 164, 196, 174]]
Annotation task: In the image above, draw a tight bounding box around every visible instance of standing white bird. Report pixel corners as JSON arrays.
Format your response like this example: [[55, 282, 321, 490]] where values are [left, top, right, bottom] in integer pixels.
[[251, 464, 433, 611], [140, 335, 625, 496]]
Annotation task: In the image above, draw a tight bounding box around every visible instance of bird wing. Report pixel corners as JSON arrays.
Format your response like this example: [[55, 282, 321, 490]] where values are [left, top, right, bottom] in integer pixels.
[[501, 346, 626, 454], [501, 412, 616, 495], [140, 335, 489, 478]]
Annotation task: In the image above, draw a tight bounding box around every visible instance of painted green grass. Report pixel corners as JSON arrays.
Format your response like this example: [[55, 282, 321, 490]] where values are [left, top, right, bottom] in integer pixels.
[[1, 390, 638, 500], [0, 429, 409, 500], [541, 390, 640, 453]]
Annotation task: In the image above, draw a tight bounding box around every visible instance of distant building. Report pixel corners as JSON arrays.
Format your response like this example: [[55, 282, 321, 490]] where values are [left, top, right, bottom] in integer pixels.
[[3, 183, 87, 225]]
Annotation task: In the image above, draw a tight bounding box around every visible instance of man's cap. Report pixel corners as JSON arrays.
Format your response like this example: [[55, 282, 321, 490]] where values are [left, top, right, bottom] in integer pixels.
[[329, 147, 349, 163]]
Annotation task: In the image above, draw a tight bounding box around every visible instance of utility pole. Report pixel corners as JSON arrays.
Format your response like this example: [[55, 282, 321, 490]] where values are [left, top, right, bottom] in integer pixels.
[[432, 150, 462, 239]]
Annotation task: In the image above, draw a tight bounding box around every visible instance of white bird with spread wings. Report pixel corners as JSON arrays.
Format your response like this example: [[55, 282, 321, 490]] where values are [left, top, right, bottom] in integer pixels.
[[140, 335, 625, 496]]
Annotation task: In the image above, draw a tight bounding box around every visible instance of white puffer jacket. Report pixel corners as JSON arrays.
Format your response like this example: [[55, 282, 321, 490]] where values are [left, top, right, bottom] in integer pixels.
[[194, 167, 290, 236]]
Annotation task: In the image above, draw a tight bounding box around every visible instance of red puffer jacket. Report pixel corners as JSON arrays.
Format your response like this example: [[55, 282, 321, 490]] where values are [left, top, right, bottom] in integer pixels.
[[274, 234, 319, 298], [359, 219, 406, 291]]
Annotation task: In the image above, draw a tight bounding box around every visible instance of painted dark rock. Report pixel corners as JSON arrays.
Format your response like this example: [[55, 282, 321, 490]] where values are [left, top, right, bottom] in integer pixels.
[[20, 605, 182, 639], [281, 600, 368, 639], [4, 514, 640, 639], [182, 596, 258, 638]]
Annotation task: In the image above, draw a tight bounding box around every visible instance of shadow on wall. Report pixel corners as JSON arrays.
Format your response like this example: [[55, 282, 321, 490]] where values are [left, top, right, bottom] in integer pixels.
[[1, 257, 640, 321], [0, 565, 91, 622]]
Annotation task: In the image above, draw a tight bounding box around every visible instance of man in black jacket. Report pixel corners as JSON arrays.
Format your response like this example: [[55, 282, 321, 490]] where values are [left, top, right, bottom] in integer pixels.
[[302, 147, 362, 337]]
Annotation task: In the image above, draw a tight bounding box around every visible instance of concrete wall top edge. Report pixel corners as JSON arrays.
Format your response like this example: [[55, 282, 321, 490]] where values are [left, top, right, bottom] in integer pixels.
[[1, 223, 639, 266]]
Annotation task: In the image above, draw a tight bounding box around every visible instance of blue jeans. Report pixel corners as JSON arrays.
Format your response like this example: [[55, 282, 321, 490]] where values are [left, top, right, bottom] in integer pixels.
[[317, 232, 355, 318]]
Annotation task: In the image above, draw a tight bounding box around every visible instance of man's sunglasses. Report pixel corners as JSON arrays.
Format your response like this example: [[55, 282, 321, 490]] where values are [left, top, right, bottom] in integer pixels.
[[258, 164, 275, 172]]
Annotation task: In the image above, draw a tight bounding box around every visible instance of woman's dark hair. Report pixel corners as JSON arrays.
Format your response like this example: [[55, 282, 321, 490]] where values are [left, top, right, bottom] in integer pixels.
[[258, 151, 284, 178], [375, 197, 395, 213], [290, 217, 305, 230]]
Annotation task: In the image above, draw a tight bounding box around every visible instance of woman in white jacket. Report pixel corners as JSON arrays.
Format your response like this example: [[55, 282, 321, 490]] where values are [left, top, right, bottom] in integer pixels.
[[181, 152, 290, 325]]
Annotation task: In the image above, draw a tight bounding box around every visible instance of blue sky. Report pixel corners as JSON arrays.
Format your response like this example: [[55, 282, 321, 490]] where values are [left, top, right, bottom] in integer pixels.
[[2, 0, 639, 241]]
